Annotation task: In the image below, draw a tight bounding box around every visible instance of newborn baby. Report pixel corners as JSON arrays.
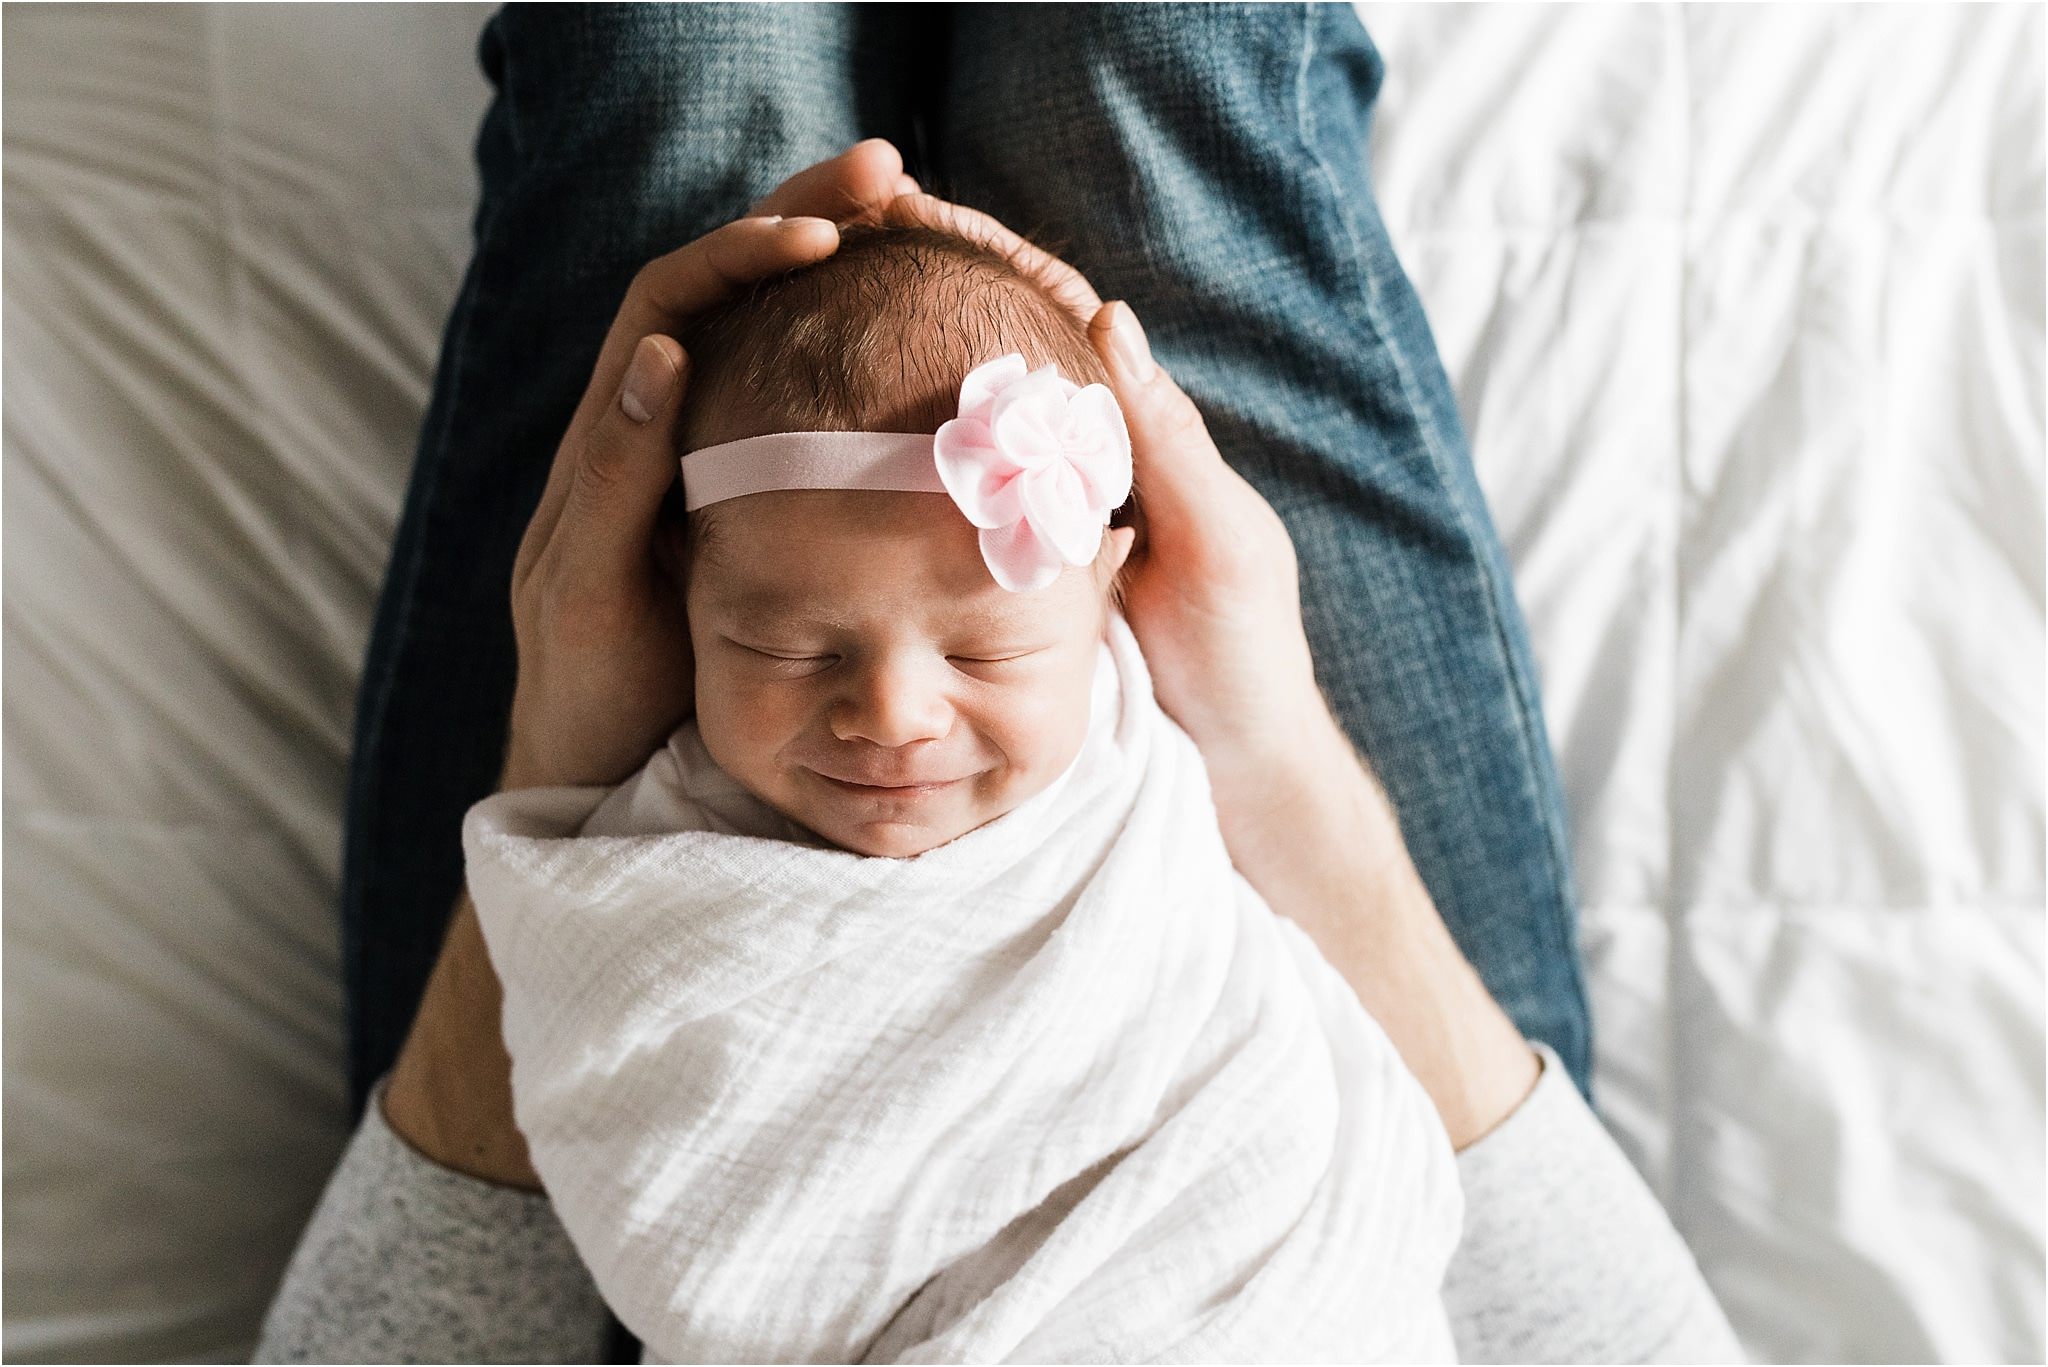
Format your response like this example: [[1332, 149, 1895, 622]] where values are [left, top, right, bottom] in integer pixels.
[[464, 225, 1463, 1365], [589, 226, 1137, 861]]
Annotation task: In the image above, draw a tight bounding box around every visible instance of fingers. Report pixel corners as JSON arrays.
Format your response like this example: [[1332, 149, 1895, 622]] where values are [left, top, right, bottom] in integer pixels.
[[605, 214, 836, 380], [514, 139, 926, 643], [560, 215, 837, 455], [549, 334, 689, 591], [883, 193, 1103, 320], [751, 137, 906, 224]]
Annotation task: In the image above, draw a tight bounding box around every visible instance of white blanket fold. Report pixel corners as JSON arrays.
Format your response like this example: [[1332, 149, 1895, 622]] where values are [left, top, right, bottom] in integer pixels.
[[464, 614, 1462, 1364]]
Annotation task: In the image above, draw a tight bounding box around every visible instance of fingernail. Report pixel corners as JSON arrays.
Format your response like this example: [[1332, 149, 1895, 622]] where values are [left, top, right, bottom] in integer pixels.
[[779, 215, 834, 232], [758, 214, 783, 225], [1108, 302, 1157, 382], [895, 174, 920, 197], [620, 337, 675, 424]]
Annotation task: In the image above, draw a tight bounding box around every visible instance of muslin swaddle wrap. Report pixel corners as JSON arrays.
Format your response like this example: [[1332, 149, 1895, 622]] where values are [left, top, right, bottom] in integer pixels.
[[463, 612, 1463, 1364]]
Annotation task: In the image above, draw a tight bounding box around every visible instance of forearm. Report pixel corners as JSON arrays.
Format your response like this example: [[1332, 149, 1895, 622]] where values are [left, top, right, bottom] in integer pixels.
[[1208, 704, 1540, 1152], [381, 888, 540, 1190], [380, 741, 630, 1190]]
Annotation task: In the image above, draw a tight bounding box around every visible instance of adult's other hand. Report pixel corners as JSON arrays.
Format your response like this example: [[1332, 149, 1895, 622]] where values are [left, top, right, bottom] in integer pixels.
[[499, 139, 913, 791], [892, 187, 1537, 1145], [1084, 298, 1540, 1151], [384, 140, 920, 1189], [884, 194, 1343, 870], [882, 195, 1326, 785], [1081, 303, 1348, 865]]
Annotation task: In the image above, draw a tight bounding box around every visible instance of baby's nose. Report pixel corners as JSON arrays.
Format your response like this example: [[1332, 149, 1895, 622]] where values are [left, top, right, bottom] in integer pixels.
[[829, 659, 953, 748]]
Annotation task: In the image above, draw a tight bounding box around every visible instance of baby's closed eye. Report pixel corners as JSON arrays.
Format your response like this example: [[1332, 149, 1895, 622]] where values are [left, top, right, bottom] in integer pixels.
[[718, 636, 1055, 680], [721, 638, 838, 678], [947, 646, 1050, 664]]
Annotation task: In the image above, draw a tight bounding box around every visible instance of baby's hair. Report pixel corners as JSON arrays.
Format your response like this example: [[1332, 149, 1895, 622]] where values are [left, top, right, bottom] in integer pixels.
[[675, 223, 1132, 599]]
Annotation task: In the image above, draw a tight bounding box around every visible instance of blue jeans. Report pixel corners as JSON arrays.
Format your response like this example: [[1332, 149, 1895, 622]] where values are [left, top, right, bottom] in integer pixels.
[[343, 3, 1593, 1123]]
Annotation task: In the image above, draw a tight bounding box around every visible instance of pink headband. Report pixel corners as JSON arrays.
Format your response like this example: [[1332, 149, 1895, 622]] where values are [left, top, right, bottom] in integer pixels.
[[679, 353, 1132, 593]]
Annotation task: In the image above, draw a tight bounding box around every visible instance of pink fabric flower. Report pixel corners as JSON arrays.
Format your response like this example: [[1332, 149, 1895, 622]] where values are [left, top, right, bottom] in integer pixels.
[[932, 354, 1134, 592]]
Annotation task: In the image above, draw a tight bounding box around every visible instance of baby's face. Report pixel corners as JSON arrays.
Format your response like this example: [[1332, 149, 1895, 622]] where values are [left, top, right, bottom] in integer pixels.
[[686, 490, 1123, 859]]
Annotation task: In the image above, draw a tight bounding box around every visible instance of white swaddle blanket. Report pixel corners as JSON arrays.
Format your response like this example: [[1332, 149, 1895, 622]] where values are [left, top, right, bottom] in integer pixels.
[[464, 613, 1464, 1364]]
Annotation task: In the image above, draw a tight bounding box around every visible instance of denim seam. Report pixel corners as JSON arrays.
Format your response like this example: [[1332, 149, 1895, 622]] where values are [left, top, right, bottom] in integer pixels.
[[1288, 4, 1592, 1080]]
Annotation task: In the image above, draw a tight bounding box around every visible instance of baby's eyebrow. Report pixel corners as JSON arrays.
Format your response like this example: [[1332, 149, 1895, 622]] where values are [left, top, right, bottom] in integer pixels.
[[946, 600, 1044, 635], [711, 584, 802, 615], [712, 591, 855, 633], [710, 587, 1054, 642]]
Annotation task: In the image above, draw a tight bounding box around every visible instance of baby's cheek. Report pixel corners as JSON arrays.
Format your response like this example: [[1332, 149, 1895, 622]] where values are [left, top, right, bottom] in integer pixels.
[[990, 673, 1094, 796], [695, 670, 789, 791]]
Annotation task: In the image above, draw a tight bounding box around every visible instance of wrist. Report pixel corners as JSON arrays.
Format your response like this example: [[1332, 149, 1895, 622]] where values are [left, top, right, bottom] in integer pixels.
[[1349, 895, 1543, 1151], [1207, 700, 1403, 887], [497, 750, 545, 793], [1203, 696, 1542, 1152]]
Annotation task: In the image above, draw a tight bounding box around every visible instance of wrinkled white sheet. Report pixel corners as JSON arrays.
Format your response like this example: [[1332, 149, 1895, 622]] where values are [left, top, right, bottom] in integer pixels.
[[3, 5, 496, 1361], [3, 4, 2040, 1362], [1358, 5, 2045, 1360]]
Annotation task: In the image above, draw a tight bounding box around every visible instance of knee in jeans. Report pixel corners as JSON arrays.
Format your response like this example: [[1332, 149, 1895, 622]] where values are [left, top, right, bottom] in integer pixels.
[[481, 5, 865, 163]]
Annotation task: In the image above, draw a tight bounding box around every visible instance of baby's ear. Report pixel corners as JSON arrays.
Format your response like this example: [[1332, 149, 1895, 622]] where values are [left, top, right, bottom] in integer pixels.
[[1102, 525, 1137, 577], [1099, 525, 1138, 616]]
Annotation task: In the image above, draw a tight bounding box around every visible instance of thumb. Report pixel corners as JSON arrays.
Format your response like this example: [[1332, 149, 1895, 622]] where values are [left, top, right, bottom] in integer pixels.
[[1088, 302, 1231, 523], [560, 334, 688, 582]]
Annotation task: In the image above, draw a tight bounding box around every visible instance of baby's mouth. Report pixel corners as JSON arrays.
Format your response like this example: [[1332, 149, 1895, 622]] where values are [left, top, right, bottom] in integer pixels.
[[809, 770, 968, 797]]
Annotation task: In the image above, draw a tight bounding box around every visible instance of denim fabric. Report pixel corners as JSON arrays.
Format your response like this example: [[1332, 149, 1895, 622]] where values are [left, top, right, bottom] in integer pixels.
[[937, 3, 1593, 1094], [341, 4, 929, 1110], [342, 2, 1593, 1133]]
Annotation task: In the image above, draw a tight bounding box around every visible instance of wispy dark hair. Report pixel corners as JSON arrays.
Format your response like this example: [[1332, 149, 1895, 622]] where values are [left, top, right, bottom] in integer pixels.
[[677, 223, 1109, 451], [674, 223, 1131, 602]]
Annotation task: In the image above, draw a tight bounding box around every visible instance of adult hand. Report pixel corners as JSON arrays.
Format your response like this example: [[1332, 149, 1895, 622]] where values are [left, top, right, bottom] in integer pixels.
[[1084, 298, 1542, 1147], [883, 193, 1333, 867], [891, 191, 1539, 1148], [500, 139, 918, 791], [1080, 304, 1352, 864], [384, 140, 920, 1189]]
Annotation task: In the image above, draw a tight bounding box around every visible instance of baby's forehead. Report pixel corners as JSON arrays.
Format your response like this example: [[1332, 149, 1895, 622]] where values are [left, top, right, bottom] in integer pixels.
[[692, 489, 973, 567], [691, 490, 1093, 628], [704, 572, 1058, 638]]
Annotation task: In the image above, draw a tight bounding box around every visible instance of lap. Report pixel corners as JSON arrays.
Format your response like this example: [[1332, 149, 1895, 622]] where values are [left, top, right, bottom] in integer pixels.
[[343, 2, 1591, 1120], [341, 2, 922, 1111], [940, 2, 1592, 1091]]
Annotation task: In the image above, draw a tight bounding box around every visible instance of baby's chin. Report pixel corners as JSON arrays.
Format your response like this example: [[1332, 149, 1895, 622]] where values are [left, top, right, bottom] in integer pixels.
[[786, 787, 1012, 859], [824, 792, 1020, 857], [825, 819, 969, 860]]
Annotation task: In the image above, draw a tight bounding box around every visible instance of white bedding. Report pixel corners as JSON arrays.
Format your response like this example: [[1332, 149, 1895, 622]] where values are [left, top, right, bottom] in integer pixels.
[[3, 4, 2040, 1362]]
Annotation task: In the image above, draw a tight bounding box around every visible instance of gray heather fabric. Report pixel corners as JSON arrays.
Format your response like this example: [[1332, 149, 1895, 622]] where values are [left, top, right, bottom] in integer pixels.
[[256, 1044, 1745, 1364], [1442, 1045, 1745, 1364], [255, 1084, 609, 1365]]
